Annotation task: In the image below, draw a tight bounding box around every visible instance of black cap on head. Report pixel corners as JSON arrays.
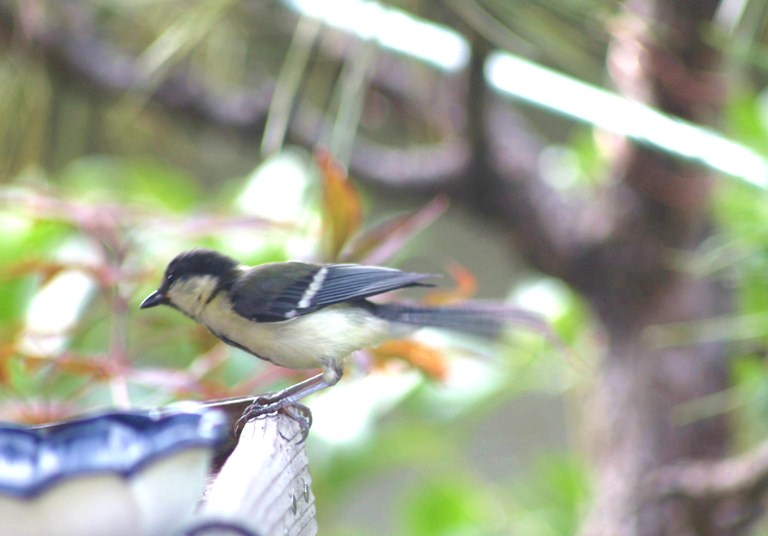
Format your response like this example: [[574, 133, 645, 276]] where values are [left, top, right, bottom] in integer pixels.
[[141, 249, 239, 309], [163, 249, 239, 284]]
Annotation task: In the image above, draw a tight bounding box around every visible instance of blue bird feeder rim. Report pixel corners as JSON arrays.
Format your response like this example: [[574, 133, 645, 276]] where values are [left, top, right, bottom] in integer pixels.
[[0, 407, 228, 499]]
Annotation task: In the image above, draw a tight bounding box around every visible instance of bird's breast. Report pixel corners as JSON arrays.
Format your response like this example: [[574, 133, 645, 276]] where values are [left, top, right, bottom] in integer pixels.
[[199, 296, 395, 370]]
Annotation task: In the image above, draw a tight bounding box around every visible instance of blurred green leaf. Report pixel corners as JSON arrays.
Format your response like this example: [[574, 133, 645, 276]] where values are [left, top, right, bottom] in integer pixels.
[[0, 212, 73, 260], [398, 477, 501, 536], [60, 156, 201, 211], [0, 213, 73, 323], [507, 456, 590, 536], [0, 277, 37, 325], [726, 89, 768, 149], [731, 355, 768, 444]]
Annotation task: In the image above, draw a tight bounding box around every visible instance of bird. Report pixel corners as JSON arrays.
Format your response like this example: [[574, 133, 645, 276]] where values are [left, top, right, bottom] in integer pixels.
[[140, 248, 542, 427]]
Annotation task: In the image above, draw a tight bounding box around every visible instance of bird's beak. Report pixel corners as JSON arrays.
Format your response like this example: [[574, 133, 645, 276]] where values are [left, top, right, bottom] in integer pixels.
[[140, 290, 168, 309]]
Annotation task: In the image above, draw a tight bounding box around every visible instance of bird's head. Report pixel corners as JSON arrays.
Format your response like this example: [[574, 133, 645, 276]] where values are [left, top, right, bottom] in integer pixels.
[[140, 249, 239, 315]]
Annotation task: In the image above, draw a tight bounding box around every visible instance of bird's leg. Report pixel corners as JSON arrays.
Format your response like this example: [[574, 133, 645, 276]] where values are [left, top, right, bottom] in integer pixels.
[[240, 361, 343, 441]]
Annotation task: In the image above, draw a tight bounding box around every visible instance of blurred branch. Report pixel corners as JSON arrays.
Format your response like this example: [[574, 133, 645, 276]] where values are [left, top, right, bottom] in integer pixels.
[[650, 440, 768, 502], [646, 440, 768, 531], [0, 0, 473, 186], [0, 0, 273, 130], [461, 39, 582, 279]]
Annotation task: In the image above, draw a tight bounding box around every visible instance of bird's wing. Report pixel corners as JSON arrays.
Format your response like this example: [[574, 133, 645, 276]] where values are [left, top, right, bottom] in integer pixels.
[[230, 262, 437, 322]]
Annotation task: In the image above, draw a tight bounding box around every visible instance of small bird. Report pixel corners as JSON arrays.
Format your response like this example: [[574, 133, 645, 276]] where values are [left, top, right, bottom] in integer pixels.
[[141, 249, 539, 422]]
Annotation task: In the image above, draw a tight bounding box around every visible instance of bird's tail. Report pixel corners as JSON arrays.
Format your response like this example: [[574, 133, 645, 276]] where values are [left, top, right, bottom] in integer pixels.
[[372, 301, 556, 341]]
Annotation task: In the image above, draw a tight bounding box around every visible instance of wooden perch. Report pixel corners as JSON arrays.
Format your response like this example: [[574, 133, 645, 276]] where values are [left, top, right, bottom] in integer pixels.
[[198, 411, 317, 536]]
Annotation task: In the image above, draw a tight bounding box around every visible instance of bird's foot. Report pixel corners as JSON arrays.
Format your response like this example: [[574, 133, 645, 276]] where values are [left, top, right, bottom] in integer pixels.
[[238, 395, 313, 443]]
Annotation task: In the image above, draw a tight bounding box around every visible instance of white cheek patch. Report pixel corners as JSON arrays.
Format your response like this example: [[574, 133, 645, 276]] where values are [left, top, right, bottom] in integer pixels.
[[168, 275, 220, 318]]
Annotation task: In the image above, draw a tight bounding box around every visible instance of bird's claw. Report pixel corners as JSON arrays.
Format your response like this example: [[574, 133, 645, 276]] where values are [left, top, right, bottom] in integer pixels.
[[238, 396, 313, 443], [279, 403, 313, 443]]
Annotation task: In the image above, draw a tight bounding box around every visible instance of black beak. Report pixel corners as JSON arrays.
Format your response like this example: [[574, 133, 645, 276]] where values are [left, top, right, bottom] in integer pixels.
[[140, 290, 168, 309]]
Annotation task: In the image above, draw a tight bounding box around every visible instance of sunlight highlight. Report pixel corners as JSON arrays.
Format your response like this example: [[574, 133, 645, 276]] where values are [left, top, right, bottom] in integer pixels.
[[486, 52, 768, 189], [20, 271, 95, 356], [237, 151, 310, 222], [309, 370, 422, 444], [285, 0, 469, 72]]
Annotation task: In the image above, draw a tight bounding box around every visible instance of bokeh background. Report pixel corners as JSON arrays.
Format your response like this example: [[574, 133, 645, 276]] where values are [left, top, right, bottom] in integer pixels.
[[2, 1, 768, 534]]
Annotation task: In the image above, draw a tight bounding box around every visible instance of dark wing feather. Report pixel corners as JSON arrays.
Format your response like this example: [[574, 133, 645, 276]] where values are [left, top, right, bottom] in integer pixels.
[[231, 262, 437, 322]]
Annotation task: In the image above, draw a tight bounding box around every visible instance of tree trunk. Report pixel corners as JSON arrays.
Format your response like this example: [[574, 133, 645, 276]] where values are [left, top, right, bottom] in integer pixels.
[[580, 275, 731, 535], [577, 0, 734, 534], [461, 0, 738, 532]]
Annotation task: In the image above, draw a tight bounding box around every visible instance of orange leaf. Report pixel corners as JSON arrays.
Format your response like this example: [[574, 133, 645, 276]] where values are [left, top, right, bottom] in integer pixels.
[[15, 351, 119, 381], [316, 149, 362, 261], [372, 339, 449, 381], [0, 343, 17, 385], [423, 262, 477, 306], [0, 259, 67, 283], [51, 353, 118, 380]]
